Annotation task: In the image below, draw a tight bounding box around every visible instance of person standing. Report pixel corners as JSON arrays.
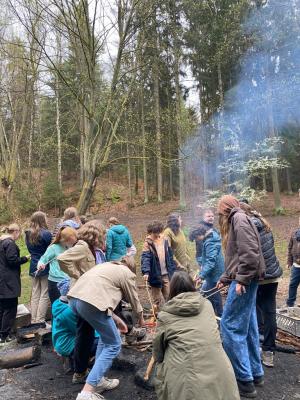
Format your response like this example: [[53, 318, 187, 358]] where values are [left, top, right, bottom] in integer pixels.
[[286, 225, 300, 307], [68, 257, 144, 400], [141, 221, 176, 307], [217, 195, 265, 399], [163, 214, 191, 273], [241, 202, 282, 368], [0, 224, 29, 344], [52, 207, 81, 238], [189, 208, 215, 267], [26, 211, 52, 326], [106, 217, 133, 261], [153, 271, 240, 400]]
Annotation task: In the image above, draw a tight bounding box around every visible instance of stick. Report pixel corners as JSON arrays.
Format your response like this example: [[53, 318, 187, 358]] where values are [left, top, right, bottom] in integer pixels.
[[144, 356, 155, 381], [145, 283, 157, 322], [123, 340, 153, 347]]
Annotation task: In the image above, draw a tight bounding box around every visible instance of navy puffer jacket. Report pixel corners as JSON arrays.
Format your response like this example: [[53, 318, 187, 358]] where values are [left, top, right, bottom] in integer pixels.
[[251, 217, 282, 280]]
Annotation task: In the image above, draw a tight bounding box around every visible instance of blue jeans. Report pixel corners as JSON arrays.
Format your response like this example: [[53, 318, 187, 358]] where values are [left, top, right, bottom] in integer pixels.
[[221, 281, 264, 382], [70, 298, 122, 387], [202, 279, 223, 317], [286, 266, 300, 307]]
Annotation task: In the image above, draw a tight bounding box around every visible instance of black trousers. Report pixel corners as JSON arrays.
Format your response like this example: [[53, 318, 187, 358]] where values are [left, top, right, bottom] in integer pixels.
[[256, 282, 278, 352], [48, 280, 61, 305], [0, 297, 18, 339], [74, 316, 94, 373]]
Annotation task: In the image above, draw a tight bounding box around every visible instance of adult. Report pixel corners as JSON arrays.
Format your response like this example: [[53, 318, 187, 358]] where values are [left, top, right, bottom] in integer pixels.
[[68, 257, 144, 400], [196, 225, 224, 317], [0, 224, 29, 344], [52, 207, 81, 238], [189, 208, 215, 266], [286, 224, 300, 307], [163, 214, 191, 273], [106, 217, 133, 261], [153, 271, 240, 400], [141, 221, 176, 307], [217, 195, 265, 398], [241, 202, 282, 368], [57, 224, 103, 385], [25, 211, 52, 326], [38, 227, 78, 304]]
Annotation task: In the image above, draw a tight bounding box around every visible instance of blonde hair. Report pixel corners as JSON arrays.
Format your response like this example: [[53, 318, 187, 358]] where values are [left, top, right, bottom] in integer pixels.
[[53, 226, 78, 244], [7, 223, 21, 234], [109, 217, 120, 225], [78, 224, 103, 248], [63, 207, 78, 221], [28, 211, 48, 244]]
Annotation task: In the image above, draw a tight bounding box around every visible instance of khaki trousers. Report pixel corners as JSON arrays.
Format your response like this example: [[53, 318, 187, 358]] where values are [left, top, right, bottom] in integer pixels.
[[31, 276, 50, 323], [151, 275, 170, 308]]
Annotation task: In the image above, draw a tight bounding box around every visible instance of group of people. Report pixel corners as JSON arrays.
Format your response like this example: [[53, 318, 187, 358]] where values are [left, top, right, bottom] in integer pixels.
[[0, 196, 299, 400]]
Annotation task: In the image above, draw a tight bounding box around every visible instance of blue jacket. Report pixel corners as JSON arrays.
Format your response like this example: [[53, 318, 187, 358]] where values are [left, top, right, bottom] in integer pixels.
[[25, 229, 52, 277], [106, 225, 133, 261], [199, 230, 224, 282], [141, 238, 176, 288], [52, 299, 77, 356]]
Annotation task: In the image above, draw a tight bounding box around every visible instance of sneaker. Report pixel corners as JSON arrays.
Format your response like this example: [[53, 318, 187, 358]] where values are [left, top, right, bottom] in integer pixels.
[[0, 335, 16, 346], [97, 377, 119, 393], [253, 376, 264, 387], [237, 380, 257, 398], [262, 351, 274, 368], [73, 370, 89, 384], [76, 392, 105, 400]]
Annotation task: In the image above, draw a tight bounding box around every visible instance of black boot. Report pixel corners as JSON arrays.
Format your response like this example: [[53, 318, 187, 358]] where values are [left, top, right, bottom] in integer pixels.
[[254, 376, 264, 387], [237, 380, 257, 398]]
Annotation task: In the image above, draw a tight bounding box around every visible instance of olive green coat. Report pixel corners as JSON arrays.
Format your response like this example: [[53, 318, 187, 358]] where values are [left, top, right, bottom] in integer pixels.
[[153, 292, 240, 400]]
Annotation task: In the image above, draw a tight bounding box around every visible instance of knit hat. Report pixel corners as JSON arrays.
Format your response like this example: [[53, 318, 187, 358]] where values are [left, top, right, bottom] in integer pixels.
[[217, 195, 240, 216]]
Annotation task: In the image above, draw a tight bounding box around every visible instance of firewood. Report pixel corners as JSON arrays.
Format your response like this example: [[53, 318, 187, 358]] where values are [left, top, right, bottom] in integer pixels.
[[0, 346, 41, 369]]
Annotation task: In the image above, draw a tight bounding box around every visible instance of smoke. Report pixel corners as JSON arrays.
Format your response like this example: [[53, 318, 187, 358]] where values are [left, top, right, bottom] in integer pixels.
[[184, 0, 300, 204]]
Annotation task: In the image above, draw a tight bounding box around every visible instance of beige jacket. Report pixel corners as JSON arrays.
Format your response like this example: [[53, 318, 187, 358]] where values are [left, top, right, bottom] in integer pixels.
[[68, 262, 143, 316], [57, 240, 96, 281]]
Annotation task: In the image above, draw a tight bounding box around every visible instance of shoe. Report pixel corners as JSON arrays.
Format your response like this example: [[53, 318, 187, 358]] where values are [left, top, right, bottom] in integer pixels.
[[253, 376, 264, 387], [97, 377, 119, 393], [0, 335, 16, 346], [262, 351, 274, 368], [237, 380, 257, 398], [72, 370, 89, 384], [76, 392, 105, 400]]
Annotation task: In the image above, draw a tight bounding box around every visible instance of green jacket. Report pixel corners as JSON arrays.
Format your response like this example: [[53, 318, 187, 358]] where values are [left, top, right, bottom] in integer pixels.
[[163, 228, 191, 272], [153, 292, 240, 400]]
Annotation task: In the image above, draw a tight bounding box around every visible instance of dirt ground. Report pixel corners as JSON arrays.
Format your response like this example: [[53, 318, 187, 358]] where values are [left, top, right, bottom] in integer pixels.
[[0, 346, 299, 400]]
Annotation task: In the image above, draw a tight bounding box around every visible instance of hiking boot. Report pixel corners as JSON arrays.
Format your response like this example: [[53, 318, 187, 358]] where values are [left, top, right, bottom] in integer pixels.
[[262, 351, 274, 368], [253, 376, 264, 387], [76, 392, 105, 400], [0, 335, 16, 346], [72, 370, 89, 384], [237, 380, 257, 398], [97, 377, 119, 393]]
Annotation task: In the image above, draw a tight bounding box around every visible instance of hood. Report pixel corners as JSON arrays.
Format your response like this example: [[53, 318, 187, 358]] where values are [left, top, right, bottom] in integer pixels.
[[162, 292, 204, 317], [0, 234, 12, 242], [228, 207, 243, 221], [251, 217, 264, 232], [62, 220, 81, 229], [52, 298, 69, 318], [110, 225, 126, 234]]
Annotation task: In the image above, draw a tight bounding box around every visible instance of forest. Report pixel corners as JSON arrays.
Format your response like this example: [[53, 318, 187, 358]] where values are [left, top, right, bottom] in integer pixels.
[[0, 0, 300, 220]]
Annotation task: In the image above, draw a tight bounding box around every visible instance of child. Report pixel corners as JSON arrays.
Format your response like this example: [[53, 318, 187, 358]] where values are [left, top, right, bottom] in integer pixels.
[[0, 224, 29, 344], [37, 227, 78, 304], [286, 224, 300, 307], [26, 211, 52, 326], [106, 217, 133, 261], [141, 221, 176, 307]]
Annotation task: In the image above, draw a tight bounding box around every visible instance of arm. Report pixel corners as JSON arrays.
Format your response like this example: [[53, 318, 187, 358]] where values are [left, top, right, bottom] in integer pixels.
[[200, 240, 219, 279], [38, 245, 56, 266], [126, 230, 133, 248], [43, 230, 53, 247], [5, 241, 28, 267], [127, 244, 137, 257], [106, 231, 113, 261], [57, 245, 86, 280], [121, 272, 143, 316], [141, 241, 151, 276], [152, 319, 167, 363], [287, 235, 294, 267]]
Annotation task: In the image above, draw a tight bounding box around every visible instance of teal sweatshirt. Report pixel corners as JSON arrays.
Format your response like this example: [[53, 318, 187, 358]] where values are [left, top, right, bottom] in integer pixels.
[[106, 224, 133, 261], [52, 299, 77, 356], [38, 243, 69, 283]]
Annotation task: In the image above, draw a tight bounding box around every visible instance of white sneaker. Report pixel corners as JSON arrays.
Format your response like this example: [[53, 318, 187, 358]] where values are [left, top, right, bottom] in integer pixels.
[[76, 391, 105, 400], [97, 377, 120, 393]]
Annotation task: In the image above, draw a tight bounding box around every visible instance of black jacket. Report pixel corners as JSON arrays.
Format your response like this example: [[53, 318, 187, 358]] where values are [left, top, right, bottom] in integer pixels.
[[0, 238, 28, 299], [252, 217, 282, 280]]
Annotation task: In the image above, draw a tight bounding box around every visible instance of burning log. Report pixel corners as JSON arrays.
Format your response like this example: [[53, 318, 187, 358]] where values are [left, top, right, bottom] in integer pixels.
[[0, 346, 41, 369]]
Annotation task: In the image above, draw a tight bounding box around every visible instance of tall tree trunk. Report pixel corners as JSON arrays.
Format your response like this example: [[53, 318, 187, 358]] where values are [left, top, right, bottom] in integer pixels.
[[262, 173, 267, 191], [28, 103, 34, 182], [135, 165, 139, 196], [56, 32, 62, 190], [286, 168, 293, 194], [126, 130, 133, 205], [140, 87, 149, 203]]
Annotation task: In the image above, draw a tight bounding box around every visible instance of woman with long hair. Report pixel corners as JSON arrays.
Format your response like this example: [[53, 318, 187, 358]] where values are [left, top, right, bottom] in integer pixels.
[[217, 195, 265, 398], [0, 224, 29, 344], [163, 214, 191, 273], [240, 202, 282, 368], [153, 270, 239, 400], [26, 211, 52, 325]]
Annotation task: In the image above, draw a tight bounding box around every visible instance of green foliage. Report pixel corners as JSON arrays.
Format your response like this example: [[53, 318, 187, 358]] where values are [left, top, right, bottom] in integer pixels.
[[0, 200, 13, 225], [42, 173, 64, 210], [13, 185, 40, 216]]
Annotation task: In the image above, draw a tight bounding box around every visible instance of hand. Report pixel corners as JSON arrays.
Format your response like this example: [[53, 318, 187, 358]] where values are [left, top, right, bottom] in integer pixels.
[[217, 281, 224, 289], [37, 264, 46, 272], [236, 283, 246, 296], [287, 264, 291, 269], [26, 255, 31, 260], [114, 316, 128, 334], [143, 274, 149, 282]]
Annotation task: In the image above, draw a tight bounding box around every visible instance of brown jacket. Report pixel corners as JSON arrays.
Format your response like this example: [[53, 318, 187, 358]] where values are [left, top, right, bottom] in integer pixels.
[[220, 208, 265, 286], [287, 230, 300, 266], [68, 262, 143, 316], [57, 240, 96, 281]]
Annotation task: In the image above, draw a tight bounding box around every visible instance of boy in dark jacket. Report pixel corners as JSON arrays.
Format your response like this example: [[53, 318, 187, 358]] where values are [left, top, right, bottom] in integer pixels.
[[286, 227, 300, 307], [141, 222, 176, 307]]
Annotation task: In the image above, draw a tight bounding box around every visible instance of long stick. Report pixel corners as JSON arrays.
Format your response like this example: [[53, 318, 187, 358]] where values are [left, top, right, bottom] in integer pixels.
[[145, 283, 157, 322], [144, 356, 155, 381]]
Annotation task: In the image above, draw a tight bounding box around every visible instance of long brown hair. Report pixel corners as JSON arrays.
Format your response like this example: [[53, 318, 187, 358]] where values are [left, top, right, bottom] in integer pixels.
[[77, 224, 102, 248], [28, 211, 48, 244], [240, 202, 271, 232], [169, 271, 196, 300], [219, 214, 230, 251], [166, 214, 181, 235]]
